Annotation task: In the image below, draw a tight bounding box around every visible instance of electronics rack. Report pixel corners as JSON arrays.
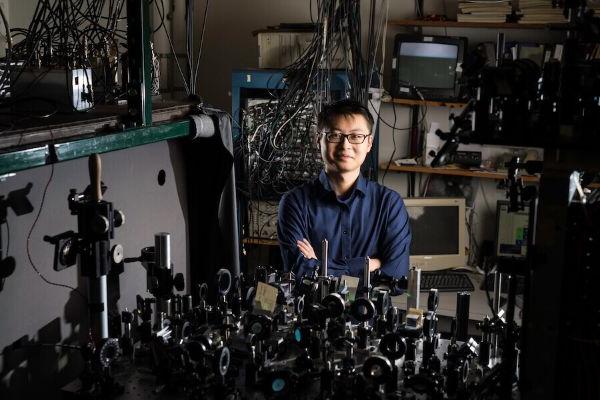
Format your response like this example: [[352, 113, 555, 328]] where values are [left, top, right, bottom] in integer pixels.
[[232, 69, 353, 242], [231, 69, 349, 141]]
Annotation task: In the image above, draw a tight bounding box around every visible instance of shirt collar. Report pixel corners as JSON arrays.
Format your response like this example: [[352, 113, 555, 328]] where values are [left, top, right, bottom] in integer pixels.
[[318, 170, 367, 198]]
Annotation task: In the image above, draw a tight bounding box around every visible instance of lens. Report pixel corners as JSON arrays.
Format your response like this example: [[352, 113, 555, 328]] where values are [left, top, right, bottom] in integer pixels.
[[369, 364, 383, 377], [294, 328, 302, 343], [272, 378, 286, 392], [251, 322, 263, 334]]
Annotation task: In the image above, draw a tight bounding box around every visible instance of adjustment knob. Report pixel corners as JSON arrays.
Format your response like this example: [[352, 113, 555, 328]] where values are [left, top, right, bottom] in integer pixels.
[[113, 209, 125, 227], [111, 244, 124, 264], [173, 272, 185, 291], [97, 338, 120, 368], [150, 276, 159, 291], [91, 214, 109, 234], [59, 237, 77, 267]]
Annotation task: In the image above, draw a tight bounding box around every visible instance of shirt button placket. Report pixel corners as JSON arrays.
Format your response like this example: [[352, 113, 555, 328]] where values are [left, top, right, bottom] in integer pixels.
[[342, 206, 350, 262]]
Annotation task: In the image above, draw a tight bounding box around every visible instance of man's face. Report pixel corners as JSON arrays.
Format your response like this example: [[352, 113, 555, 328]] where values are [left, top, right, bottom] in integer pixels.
[[319, 114, 373, 175]]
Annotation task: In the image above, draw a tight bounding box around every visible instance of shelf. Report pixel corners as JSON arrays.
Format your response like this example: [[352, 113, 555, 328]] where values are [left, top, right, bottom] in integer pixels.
[[381, 164, 600, 189], [388, 19, 553, 30], [243, 237, 279, 246], [383, 97, 467, 108], [381, 164, 540, 182], [0, 102, 195, 175], [0, 120, 191, 176]]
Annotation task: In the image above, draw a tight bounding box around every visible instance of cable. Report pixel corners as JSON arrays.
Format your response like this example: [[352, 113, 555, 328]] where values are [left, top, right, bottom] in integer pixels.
[[153, 0, 190, 95], [381, 99, 398, 185], [26, 156, 88, 304], [8, 342, 82, 351], [478, 180, 495, 215], [192, 0, 210, 95], [466, 207, 480, 268], [1, 0, 130, 108], [3, 219, 8, 257]]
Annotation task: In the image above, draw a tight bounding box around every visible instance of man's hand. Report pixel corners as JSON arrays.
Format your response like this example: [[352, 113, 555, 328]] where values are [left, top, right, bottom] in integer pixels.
[[297, 239, 317, 260], [368, 257, 382, 272], [297, 240, 381, 272]]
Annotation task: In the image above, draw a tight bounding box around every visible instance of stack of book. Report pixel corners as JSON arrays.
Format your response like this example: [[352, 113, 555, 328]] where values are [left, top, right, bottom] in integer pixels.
[[587, 0, 600, 15], [517, 0, 568, 24], [457, 0, 512, 23]]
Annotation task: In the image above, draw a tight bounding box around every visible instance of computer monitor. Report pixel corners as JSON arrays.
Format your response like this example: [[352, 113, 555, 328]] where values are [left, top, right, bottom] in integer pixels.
[[404, 197, 467, 271], [495, 201, 530, 258], [391, 34, 467, 101]]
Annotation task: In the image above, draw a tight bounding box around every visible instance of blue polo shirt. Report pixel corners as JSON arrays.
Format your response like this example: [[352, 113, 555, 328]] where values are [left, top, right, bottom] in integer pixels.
[[277, 170, 411, 280]]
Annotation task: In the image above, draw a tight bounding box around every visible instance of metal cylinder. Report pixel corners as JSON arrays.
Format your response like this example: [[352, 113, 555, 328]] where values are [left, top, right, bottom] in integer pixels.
[[491, 271, 502, 358], [363, 257, 370, 290], [345, 343, 354, 360], [455, 292, 471, 342], [495, 32, 505, 67], [493, 271, 502, 314], [321, 239, 328, 277], [407, 267, 421, 311], [405, 338, 416, 361], [99, 275, 109, 339], [88, 276, 109, 339], [169, 296, 181, 316], [123, 320, 131, 339], [480, 337, 490, 368], [156, 312, 166, 330], [182, 294, 193, 313], [155, 232, 171, 269], [156, 298, 171, 324]]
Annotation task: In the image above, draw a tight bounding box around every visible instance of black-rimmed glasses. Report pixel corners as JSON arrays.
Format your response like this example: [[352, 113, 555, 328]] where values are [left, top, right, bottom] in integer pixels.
[[322, 132, 371, 144]]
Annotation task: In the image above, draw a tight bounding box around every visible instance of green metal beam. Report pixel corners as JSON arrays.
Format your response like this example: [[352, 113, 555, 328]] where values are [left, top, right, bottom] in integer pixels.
[[0, 120, 190, 175]]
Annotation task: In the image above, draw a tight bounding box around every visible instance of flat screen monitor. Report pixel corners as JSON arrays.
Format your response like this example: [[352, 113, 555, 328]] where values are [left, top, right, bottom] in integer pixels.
[[404, 197, 467, 271], [495, 201, 530, 258], [391, 34, 467, 101]]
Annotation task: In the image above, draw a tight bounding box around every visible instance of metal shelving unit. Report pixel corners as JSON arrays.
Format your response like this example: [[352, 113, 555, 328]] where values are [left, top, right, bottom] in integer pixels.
[[0, 0, 193, 177]]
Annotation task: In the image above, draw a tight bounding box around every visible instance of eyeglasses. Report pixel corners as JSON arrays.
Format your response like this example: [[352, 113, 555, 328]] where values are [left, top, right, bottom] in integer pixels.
[[322, 132, 371, 144]]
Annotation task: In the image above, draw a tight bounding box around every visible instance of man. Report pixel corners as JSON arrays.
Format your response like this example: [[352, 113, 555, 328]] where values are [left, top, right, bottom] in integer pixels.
[[277, 99, 411, 281]]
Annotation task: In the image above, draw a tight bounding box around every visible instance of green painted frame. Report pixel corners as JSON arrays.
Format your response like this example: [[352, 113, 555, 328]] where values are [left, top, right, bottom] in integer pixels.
[[0, 120, 190, 175]]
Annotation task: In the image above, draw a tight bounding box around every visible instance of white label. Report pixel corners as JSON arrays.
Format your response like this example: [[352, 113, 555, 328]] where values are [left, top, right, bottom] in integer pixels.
[[340, 275, 360, 302], [424, 36, 433, 42], [253, 282, 278, 315], [392, 58, 397, 69], [246, 74, 252, 83]]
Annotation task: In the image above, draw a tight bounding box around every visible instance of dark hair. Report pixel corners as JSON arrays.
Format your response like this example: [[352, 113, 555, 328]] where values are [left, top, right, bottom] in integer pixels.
[[317, 99, 374, 133]]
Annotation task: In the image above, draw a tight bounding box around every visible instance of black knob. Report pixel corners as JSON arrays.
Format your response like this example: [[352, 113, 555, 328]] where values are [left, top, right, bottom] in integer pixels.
[[173, 272, 185, 291], [113, 209, 125, 227], [121, 310, 133, 323], [379, 333, 406, 360], [91, 214, 109, 234]]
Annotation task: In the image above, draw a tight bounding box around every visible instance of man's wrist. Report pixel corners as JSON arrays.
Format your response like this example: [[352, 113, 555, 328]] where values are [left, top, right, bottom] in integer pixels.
[[369, 257, 382, 272]]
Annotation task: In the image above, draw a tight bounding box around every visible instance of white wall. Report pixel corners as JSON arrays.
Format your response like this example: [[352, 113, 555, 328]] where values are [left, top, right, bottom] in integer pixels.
[[0, 141, 189, 399]]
